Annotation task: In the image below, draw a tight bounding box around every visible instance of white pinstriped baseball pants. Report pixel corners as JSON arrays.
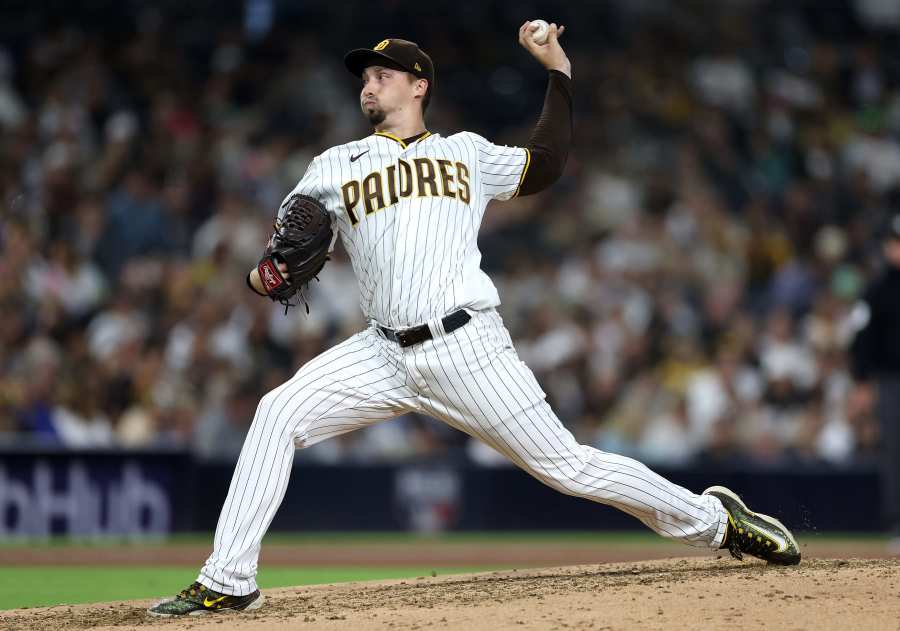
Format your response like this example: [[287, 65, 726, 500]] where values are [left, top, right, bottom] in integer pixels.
[[198, 309, 728, 595]]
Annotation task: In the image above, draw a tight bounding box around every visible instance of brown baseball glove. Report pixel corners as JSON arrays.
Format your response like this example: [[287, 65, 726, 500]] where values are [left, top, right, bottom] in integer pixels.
[[254, 194, 332, 312]]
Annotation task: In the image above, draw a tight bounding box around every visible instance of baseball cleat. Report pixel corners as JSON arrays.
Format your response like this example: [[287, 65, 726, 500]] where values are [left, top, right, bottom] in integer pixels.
[[704, 485, 801, 566], [147, 582, 263, 617]]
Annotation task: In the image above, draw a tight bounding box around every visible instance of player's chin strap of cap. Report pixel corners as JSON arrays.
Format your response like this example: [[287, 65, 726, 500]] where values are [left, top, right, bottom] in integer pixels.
[[377, 309, 471, 347]]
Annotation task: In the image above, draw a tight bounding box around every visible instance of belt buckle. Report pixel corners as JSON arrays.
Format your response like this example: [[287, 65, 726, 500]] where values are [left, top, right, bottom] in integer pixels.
[[396, 329, 412, 346]]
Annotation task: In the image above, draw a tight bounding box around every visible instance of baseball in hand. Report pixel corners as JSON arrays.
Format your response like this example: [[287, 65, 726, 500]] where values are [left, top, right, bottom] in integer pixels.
[[529, 19, 550, 45]]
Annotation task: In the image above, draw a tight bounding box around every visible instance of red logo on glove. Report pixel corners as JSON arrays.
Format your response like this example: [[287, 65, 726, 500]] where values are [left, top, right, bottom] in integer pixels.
[[259, 259, 283, 291]]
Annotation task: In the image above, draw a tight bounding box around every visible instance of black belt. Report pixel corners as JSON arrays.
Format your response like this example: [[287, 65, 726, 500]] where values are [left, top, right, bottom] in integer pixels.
[[378, 310, 471, 347]]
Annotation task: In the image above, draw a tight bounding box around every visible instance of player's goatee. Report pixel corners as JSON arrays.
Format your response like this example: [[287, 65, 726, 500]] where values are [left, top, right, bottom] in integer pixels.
[[366, 107, 386, 125]]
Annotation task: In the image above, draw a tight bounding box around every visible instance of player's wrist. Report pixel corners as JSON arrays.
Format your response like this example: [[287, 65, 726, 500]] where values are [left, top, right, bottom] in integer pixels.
[[247, 267, 268, 297], [549, 61, 571, 78]]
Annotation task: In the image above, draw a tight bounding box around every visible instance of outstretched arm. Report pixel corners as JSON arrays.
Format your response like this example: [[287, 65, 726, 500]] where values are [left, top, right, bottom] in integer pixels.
[[516, 21, 573, 197]]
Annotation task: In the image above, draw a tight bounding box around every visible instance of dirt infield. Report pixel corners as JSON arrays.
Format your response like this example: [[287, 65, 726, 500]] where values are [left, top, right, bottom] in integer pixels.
[[2, 557, 899, 630]]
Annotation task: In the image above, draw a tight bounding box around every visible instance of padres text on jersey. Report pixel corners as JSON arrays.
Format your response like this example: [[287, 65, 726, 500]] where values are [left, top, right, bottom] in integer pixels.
[[277, 131, 529, 328]]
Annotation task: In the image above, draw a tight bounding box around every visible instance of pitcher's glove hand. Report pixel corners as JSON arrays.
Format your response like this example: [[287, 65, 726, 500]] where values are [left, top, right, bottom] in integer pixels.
[[255, 194, 332, 312]]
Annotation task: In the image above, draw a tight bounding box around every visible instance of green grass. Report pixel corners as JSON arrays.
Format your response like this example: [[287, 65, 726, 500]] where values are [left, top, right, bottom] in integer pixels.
[[0, 566, 500, 611]]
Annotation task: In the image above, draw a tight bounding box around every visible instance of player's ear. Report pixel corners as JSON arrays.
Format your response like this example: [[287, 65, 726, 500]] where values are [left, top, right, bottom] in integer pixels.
[[414, 77, 428, 98]]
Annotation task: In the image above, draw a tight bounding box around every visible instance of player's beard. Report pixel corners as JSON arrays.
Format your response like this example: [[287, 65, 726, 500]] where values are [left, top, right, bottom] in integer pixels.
[[364, 105, 386, 126]]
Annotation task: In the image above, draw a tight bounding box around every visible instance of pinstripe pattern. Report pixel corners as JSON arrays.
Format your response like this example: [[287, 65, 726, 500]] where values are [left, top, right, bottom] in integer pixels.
[[198, 329, 418, 594], [271, 132, 527, 328], [196, 130, 728, 597], [413, 310, 725, 545], [198, 310, 727, 595]]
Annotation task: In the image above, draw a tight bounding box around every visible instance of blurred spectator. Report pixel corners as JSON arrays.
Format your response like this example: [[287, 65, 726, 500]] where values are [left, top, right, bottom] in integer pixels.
[[52, 369, 115, 448], [25, 239, 106, 318], [639, 395, 702, 466], [12, 337, 62, 441], [685, 343, 762, 450], [96, 169, 174, 276], [86, 291, 148, 363], [192, 190, 266, 268], [193, 378, 259, 459]]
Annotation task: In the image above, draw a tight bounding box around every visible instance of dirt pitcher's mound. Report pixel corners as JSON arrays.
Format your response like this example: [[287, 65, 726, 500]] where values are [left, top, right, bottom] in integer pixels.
[[3, 558, 899, 631]]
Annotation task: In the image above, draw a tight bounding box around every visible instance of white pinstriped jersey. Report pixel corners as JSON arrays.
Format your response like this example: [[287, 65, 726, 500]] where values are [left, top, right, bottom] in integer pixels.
[[276, 131, 530, 328]]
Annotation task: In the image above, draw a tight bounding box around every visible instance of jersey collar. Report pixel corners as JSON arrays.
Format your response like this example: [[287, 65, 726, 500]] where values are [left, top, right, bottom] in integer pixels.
[[374, 130, 431, 149]]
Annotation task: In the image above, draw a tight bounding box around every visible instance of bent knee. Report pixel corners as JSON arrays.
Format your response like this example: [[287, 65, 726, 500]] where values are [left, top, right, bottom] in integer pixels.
[[254, 389, 285, 425], [252, 386, 313, 438]]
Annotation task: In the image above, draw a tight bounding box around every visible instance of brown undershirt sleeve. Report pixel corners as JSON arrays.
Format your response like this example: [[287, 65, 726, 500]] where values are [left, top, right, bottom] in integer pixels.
[[517, 70, 573, 197]]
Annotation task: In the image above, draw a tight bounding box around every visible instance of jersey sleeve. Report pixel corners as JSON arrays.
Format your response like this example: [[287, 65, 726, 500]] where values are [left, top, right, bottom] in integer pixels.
[[275, 156, 322, 225], [470, 133, 531, 201]]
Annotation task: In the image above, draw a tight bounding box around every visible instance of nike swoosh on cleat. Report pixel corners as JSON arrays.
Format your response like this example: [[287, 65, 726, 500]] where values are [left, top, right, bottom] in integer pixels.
[[203, 596, 227, 607], [745, 521, 787, 552], [350, 150, 369, 162]]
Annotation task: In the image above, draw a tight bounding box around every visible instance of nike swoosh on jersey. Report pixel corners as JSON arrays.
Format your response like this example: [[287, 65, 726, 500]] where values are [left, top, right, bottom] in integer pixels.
[[203, 596, 227, 607], [350, 150, 369, 162], [744, 521, 787, 552]]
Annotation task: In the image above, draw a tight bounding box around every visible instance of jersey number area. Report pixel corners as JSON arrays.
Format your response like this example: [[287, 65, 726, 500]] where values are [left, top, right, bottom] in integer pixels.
[[341, 157, 471, 226]]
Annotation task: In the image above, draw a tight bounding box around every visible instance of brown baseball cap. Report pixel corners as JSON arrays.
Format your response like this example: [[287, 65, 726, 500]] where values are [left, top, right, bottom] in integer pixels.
[[344, 38, 434, 87]]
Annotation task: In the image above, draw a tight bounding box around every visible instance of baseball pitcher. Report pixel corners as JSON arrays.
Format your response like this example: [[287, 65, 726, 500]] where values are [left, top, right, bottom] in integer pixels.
[[150, 21, 800, 617]]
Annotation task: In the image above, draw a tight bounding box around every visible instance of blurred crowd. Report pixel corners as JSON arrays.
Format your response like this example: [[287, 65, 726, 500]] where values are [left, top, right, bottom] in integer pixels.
[[1, 0, 897, 467]]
